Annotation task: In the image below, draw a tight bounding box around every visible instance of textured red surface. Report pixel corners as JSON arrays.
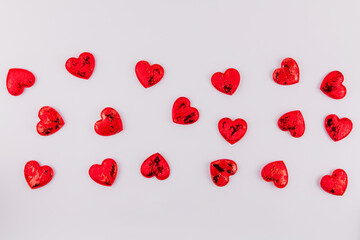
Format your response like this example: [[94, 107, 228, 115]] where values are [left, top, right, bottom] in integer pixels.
[[211, 68, 240, 95], [141, 153, 170, 180], [6, 68, 35, 96], [172, 97, 199, 125], [261, 161, 288, 188], [324, 114, 352, 142], [320, 169, 347, 196], [278, 110, 305, 138], [210, 159, 237, 187], [94, 107, 123, 136], [320, 71, 346, 99], [36, 106, 64, 136], [65, 52, 95, 79], [273, 58, 299, 85], [89, 159, 117, 186], [135, 60, 164, 88], [218, 117, 247, 144], [24, 161, 53, 189]]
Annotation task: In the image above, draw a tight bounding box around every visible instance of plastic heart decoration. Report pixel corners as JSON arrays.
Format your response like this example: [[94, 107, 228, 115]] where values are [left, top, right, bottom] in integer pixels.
[[261, 161, 288, 188], [218, 117, 247, 144], [273, 58, 299, 85], [135, 60, 164, 88], [320, 169, 348, 196], [6, 68, 35, 96], [65, 52, 95, 79], [172, 97, 199, 125], [211, 68, 240, 95], [89, 159, 118, 186], [36, 106, 65, 136], [141, 153, 170, 180], [320, 71, 346, 99], [210, 159, 237, 187], [24, 161, 53, 189], [278, 110, 305, 138], [94, 107, 123, 136], [324, 114, 352, 142]]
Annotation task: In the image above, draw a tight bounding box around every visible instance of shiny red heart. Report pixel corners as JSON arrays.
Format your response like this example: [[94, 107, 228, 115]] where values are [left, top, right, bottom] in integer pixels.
[[172, 97, 199, 125], [135, 60, 164, 88], [89, 159, 117, 186], [261, 161, 288, 188], [273, 58, 299, 85], [320, 169, 347, 196], [36, 106, 65, 136], [218, 117, 247, 144], [141, 153, 170, 180], [210, 159, 237, 187], [94, 107, 123, 136], [65, 52, 95, 79], [6, 68, 35, 96], [24, 161, 53, 189], [278, 110, 305, 138], [320, 71, 346, 99], [211, 68, 240, 95], [324, 114, 352, 142]]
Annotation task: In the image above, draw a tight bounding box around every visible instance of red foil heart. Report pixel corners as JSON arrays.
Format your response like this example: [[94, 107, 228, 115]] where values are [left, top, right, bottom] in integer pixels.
[[210, 159, 237, 187], [24, 161, 53, 189], [135, 60, 164, 88], [320, 71, 346, 99], [325, 114, 352, 142], [261, 161, 288, 188], [273, 58, 299, 85], [36, 106, 65, 136], [89, 159, 117, 186], [211, 68, 240, 95], [94, 107, 123, 136], [6, 68, 35, 96], [65, 52, 95, 79], [320, 169, 348, 196], [218, 117, 247, 144], [278, 110, 305, 138], [172, 97, 199, 125], [141, 153, 170, 180]]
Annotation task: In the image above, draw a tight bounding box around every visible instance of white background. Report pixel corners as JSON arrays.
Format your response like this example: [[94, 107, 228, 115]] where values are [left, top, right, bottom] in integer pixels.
[[0, 0, 359, 239]]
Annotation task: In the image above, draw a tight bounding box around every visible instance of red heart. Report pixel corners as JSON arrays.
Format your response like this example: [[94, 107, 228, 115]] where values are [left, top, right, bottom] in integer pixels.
[[65, 52, 95, 79], [135, 60, 164, 88], [320, 169, 347, 196], [24, 161, 53, 189], [94, 107, 123, 136], [218, 117, 247, 144], [325, 114, 352, 142], [273, 58, 299, 85], [261, 161, 288, 188], [278, 110, 305, 138], [211, 68, 240, 95], [89, 159, 117, 186], [36, 106, 65, 136], [141, 153, 170, 180], [320, 71, 346, 99], [210, 159, 237, 187], [172, 97, 199, 125], [6, 68, 35, 96]]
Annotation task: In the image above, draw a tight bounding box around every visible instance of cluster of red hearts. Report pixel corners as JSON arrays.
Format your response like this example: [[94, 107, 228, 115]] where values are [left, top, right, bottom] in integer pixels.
[[8, 53, 349, 196]]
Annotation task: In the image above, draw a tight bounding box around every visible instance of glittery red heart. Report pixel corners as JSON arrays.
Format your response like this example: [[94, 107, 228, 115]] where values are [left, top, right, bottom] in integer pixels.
[[278, 110, 305, 138], [273, 58, 299, 85], [6, 68, 35, 96], [218, 118, 247, 144], [261, 161, 288, 188], [65, 52, 95, 79], [94, 107, 123, 136], [135, 60, 164, 88], [320, 71, 346, 99], [89, 159, 117, 186], [141, 153, 170, 180], [172, 97, 199, 125], [210, 159, 237, 187], [325, 114, 352, 142], [211, 68, 240, 95], [24, 161, 53, 189], [320, 169, 347, 196], [36, 106, 65, 136]]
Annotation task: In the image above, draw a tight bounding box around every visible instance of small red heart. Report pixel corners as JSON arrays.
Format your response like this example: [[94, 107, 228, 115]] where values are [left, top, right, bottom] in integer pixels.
[[94, 107, 123, 136], [211, 68, 240, 95], [261, 161, 288, 188], [172, 97, 199, 125], [6, 68, 35, 96], [89, 159, 118, 186], [36, 106, 65, 136], [135, 60, 164, 88], [210, 159, 237, 187], [24, 161, 53, 189], [325, 114, 352, 142], [141, 153, 170, 180], [320, 71, 346, 99], [218, 118, 247, 144], [273, 58, 299, 85], [65, 52, 95, 79], [278, 110, 305, 138], [320, 169, 347, 196]]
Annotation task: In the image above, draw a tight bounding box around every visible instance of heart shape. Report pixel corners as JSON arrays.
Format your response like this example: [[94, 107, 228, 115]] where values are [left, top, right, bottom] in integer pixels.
[[89, 159, 117, 186], [135, 60, 164, 88], [218, 117, 247, 144], [65, 52, 95, 79], [24, 161, 53, 189], [324, 114, 352, 142], [278, 110, 305, 138], [261, 161, 288, 188], [273, 58, 299, 85], [36, 106, 65, 136], [172, 97, 199, 125], [141, 153, 170, 180], [320, 169, 347, 196], [211, 68, 240, 95], [6, 68, 35, 96], [320, 71, 346, 99], [210, 159, 237, 187], [94, 107, 123, 136]]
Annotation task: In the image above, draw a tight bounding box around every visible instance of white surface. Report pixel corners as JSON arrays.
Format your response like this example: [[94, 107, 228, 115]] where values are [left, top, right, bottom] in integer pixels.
[[0, 0, 359, 239]]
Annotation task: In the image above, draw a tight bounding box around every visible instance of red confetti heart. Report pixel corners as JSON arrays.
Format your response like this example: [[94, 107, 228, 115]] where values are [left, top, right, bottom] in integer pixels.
[[94, 107, 123, 136], [210, 159, 237, 187], [24, 161, 53, 189], [278, 110, 305, 138], [211, 68, 240, 95], [218, 117, 247, 144], [89, 159, 117, 186], [6, 68, 35, 96], [320, 71, 346, 99], [141, 153, 170, 180], [135, 60, 164, 88], [261, 161, 288, 188], [172, 97, 199, 125], [320, 169, 347, 196], [273, 58, 299, 85], [36, 106, 64, 136], [65, 52, 95, 79], [325, 114, 352, 142]]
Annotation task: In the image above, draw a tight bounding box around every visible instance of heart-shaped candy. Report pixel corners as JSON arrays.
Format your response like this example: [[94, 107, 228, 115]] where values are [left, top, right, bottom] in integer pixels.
[[65, 52, 95, 79], [278, 110, 305, 138], [320, 71, 346, 99], [6, 68, 35, 96], [261, 161, 288, 188], [135, 60, 164, 88], [141, 153, 170, 180], [324, 114, 352, 141], [172, 97, 199, 125], [218, 117, 247, 144], [273, 58, 299, 85], [94, 107, 123, 136], [89, 159, 117, 186], [36, 106, 65, 136], [24, 161, 53, 189], [320, 169, 347, 196], [210, 159, 237, 187], [211, 68, 240, 95]]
